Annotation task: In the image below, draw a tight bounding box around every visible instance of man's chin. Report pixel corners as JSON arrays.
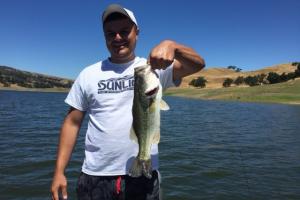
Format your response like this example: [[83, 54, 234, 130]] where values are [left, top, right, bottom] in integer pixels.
[[111, 53, 135, 62], [113, 49, 130, 57]]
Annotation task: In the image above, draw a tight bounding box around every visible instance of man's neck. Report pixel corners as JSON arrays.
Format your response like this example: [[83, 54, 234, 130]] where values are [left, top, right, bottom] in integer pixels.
[[109, 54, 136, 64]]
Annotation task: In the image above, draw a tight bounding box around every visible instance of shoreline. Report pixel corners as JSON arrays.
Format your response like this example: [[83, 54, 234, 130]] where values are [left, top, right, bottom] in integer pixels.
[[0, 86, 69, 93], [2, 81, 300, 106], [164, 79, 300, 106], [165, 91, 300, 106], [172, 64, 300, 105]]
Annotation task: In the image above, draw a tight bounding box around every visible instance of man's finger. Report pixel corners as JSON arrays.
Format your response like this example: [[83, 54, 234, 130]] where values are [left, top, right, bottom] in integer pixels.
[[62, 185, 68, 200], [147, 57, 157, 69], [51, 187, 59, 200]]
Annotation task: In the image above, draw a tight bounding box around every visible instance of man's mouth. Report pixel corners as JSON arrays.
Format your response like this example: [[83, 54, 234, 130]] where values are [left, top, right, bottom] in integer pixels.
[[112, 42, 127, 48]]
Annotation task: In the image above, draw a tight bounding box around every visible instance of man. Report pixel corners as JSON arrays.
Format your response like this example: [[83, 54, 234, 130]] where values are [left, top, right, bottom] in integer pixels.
[[51, 4, 205, 200]]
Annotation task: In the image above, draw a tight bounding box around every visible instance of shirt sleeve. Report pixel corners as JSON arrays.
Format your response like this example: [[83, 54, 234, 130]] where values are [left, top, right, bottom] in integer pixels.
[[64, 71, 88, 111], [156, 64, 182, 90]]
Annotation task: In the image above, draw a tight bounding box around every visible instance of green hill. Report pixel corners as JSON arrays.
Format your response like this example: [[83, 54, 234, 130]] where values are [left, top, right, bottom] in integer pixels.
[[0, 65, 73, 90], [1, 63, 300, 105], [165, 78, 300, 105]]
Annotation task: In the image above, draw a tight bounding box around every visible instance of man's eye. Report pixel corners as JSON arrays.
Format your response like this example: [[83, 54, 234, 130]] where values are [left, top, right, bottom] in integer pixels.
[[106, 32, 115, 37], [120, 31, 130, 35]]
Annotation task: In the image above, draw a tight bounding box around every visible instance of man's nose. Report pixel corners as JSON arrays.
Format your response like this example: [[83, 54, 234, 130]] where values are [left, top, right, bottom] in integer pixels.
[[114, 33, 122, 40]]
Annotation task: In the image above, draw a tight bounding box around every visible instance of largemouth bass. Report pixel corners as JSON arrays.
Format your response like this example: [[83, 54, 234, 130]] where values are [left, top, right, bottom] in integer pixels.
[[129, 64, 169, 179]]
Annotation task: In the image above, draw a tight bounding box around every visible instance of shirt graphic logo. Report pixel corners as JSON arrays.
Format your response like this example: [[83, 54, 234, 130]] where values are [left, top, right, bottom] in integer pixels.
[[97, 75, 134, 94]]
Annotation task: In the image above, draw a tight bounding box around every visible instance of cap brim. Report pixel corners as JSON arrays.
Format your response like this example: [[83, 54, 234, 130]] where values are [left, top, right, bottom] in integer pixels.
[[102, 4, 130, 23]]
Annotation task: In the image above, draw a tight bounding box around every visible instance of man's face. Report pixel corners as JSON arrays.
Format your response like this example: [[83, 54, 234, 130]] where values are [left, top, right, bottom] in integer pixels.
[[103, 18, 138, 63]]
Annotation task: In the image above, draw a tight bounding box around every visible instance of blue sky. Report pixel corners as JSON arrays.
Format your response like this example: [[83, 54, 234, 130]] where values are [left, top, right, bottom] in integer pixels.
[[0, 0, 299, 79]]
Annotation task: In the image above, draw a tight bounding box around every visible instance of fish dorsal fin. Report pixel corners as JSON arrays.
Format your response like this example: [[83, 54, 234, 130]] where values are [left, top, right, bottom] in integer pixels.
[[130, 126, 138, 143], [160, 99, 170, 111], [152, 131, 160, 144]]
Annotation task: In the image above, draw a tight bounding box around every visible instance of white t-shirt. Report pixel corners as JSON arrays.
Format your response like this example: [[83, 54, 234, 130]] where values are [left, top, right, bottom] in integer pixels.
[[65, 56, 179, 176]]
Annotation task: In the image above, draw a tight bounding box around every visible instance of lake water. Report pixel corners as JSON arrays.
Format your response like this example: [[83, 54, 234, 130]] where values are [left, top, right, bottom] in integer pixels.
[[0, 90, 300, 200]]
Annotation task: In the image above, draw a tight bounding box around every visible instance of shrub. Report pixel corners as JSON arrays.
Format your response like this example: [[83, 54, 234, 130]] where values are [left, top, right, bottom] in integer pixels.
[[33, 81, 53, 88], [287, 72, 296, 80], [234, 76, 244, 85], [235, 68, 242, 72], [189, 79, 195, 86], [3, 82, 10, 87], [280, 73, 289, 82], [227, 66, 237, 70], [244, 76, 259, 86], [267, 72, 281, 84], [257, 74, 267, 84], [194, 77, 207, 88], [223, 78, 233, 87], [189, 76, 207, 88], [227, 66, 242, 72], [295, 65, 300, 77]]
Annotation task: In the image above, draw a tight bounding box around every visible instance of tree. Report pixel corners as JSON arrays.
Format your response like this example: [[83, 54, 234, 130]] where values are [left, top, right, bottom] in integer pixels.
[[280, 73, 289, 82], [189, 76, 207, 88], [3, 82, 10, 87], [287, 72, 296, 80], [189, 79, 195, 86], [235, 68, 242, 72], [292, 62, 300, 66], [227, 66, 237, 70], [267, 72, 281, 84], [194, 77, 207, 88], [257, 74, 267, 84], [234, 76, 244, 85], [0, 73, 3, 84], [223, 78, 233, 87], [295, 64, 300, 77], [244, 76, 259, 86]]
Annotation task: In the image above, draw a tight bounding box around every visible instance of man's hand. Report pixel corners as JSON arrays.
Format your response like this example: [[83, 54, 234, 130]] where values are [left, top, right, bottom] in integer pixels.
[[148, 40, 177, 70], [50, 107, 84, 200], [51, 172, 68, 200], [148, 39, 205, 80]]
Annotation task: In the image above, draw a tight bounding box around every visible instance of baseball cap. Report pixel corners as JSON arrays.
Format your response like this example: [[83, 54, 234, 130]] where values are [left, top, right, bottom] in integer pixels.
[[102, 4, 138, 27]]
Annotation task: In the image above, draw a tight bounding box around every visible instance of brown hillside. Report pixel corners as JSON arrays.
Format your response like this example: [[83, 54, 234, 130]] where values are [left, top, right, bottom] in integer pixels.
[[180, 63, 297, 89]]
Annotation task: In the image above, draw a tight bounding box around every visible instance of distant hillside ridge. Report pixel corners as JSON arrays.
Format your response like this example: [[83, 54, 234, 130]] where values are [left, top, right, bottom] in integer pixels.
[[1, 63, 298, 90], [0, 65, 74, 89], [180, 63, 298, 89]]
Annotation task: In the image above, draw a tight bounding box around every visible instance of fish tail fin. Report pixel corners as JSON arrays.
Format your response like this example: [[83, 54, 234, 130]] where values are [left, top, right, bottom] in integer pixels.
[[129, 158, 152, 179], [129, 158, 142, 178], [142, 159, 152, 179]]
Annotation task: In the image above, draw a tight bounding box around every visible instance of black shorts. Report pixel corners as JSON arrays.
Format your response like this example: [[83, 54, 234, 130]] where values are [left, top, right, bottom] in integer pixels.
[[76, 171, 161, 200]]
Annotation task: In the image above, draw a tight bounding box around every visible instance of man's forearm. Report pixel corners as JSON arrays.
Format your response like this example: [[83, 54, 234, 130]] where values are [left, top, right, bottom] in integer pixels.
[[54, 109, 85, 174], [174, 42, 205, 73], [54, 122, 79, 174]]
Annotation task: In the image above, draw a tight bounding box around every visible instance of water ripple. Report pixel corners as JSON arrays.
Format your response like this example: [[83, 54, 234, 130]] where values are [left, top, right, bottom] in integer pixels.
[[1, 92, 300, 199]]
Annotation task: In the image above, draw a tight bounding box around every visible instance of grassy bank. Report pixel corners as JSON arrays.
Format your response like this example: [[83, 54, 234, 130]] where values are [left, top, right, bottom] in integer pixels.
[[165, 78, 300, 105], [2, 79, 300, 105]]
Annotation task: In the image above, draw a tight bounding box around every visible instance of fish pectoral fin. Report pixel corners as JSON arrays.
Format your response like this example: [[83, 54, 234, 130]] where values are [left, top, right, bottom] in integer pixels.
[[160, 99, 170, 111], [130, 126, 138, 143], [152, 131, 160, 144]]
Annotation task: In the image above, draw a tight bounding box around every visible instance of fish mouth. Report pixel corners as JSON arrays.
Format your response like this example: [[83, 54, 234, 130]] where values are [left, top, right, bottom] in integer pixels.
[[145, 86, 159, 97]]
